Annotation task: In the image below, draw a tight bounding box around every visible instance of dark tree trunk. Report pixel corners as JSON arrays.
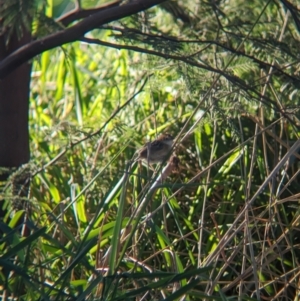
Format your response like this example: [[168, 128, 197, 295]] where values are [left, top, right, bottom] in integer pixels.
[[0, 25, 32, 221], [0, 27, 32, 179]]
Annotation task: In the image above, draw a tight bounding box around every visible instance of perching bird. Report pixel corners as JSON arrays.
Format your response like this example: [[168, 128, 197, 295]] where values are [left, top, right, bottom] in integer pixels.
[[135, 133, 174, 164]]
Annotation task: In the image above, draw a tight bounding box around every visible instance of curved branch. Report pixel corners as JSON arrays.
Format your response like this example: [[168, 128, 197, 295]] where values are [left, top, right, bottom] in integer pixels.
[[0, 0, 167, 79]]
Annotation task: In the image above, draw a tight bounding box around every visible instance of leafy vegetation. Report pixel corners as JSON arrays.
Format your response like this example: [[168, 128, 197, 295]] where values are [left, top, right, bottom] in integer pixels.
[[1, 0, 300, 300]]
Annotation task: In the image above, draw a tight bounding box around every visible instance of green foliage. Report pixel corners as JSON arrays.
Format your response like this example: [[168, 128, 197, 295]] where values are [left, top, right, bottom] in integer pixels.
[[2, 0, 300, 300], [0, 0, 45, 42]]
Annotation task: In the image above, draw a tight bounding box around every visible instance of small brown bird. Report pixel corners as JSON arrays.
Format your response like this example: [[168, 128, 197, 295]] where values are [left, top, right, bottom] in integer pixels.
[[136, 133, 174, 164]]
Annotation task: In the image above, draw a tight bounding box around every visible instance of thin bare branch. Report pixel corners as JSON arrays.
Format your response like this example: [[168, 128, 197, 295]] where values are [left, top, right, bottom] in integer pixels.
[[57, 0, 122, 27]]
